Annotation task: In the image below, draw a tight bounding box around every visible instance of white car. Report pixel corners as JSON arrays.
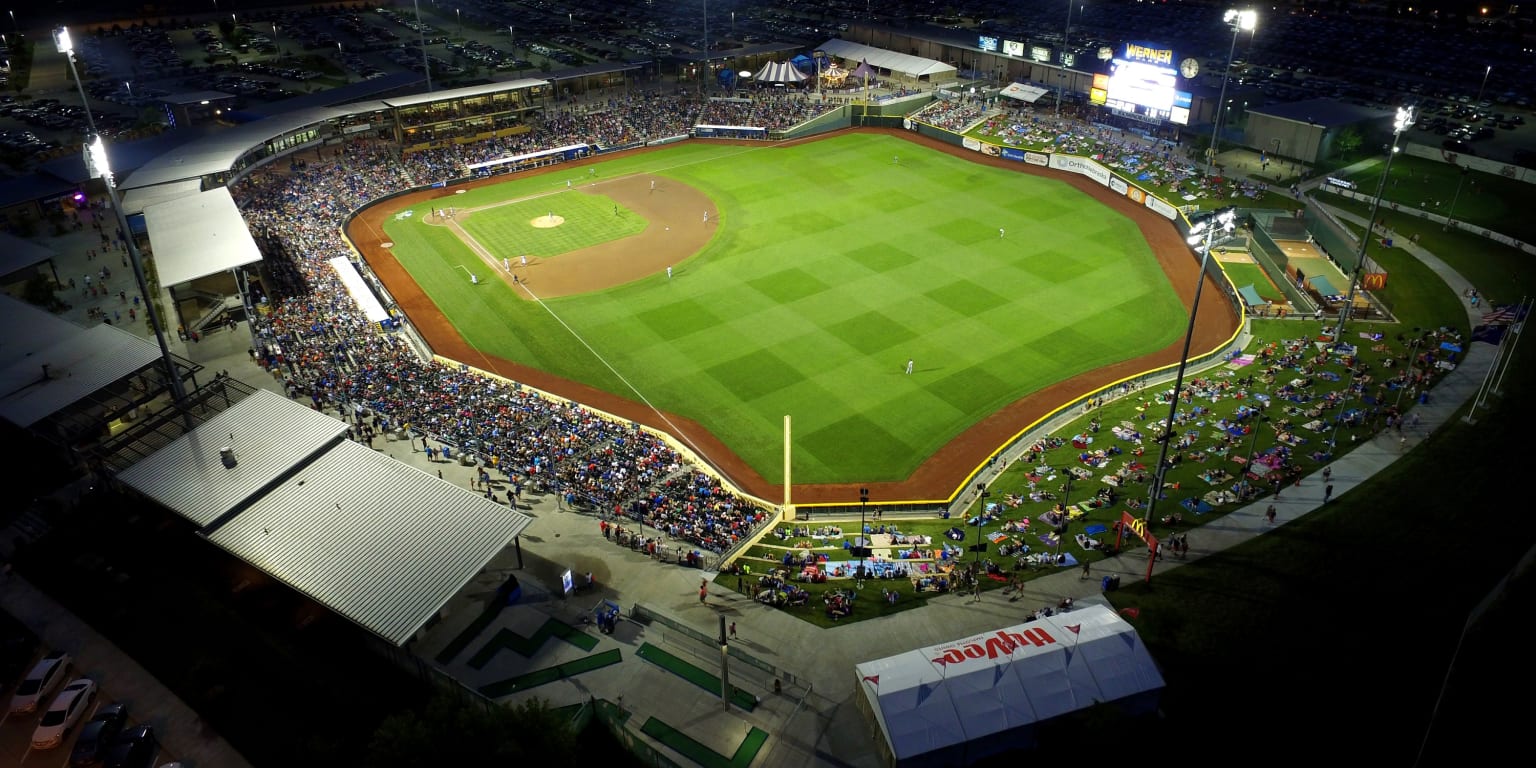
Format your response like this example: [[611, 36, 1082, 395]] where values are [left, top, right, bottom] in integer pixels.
[[31, 677, 97, 749], [8, 652, 71, 714]]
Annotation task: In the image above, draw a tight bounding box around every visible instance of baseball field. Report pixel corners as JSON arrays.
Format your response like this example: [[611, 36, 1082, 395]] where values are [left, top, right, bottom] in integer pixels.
[[359, 132, 1210, 495]]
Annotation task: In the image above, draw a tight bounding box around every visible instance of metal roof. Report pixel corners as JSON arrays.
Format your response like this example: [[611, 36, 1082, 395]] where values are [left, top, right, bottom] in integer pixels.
[[818, 39, 957, 78], [158, 91, 238, 106], [1248, 98, 1391, 128], [0, 232, 61, 280], [0, 322, 161, 428], [0, 294, 88, 371], [114, 389, 349, 527], [382, 78, 549, 108], [206, 439, 533, 646], [120, 107, 351, 191], [142, 187, 264, 286], [120, 178, 205, 216]]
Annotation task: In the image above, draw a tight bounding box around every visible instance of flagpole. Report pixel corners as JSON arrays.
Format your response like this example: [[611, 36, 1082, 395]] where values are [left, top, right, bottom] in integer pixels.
[[1490, 296, 1529, 396], [1463, 327, 1502, 424]]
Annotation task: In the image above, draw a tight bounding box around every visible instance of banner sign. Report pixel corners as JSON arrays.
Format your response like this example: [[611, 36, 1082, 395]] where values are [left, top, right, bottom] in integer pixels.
[[963, 136, 983, 152], [1048, 153, 1111, 186], [1109, 176, 1129, 194], [1000, 147, 1027, 162], [1362, 272, 1388, 290], [1144, 194, 1178, 220], [1125, 186, 1146, 204], [1025, 151, 1050, 166]]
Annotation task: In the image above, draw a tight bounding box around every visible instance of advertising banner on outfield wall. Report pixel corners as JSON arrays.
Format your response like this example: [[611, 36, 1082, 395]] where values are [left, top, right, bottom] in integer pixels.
[[1025, 151, 1050, 166], [1109, 176, 1128, 195], [1000, 147, 1026, 162], [1144, 194, 1177, 220], [1047, 153, 1111, 186], [963, 136, 983, 152], [1125, 186, 1145, 205]]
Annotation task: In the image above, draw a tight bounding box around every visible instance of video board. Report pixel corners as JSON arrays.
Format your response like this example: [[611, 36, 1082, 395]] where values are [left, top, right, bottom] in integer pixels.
[[1104, 43, 1192, 125]]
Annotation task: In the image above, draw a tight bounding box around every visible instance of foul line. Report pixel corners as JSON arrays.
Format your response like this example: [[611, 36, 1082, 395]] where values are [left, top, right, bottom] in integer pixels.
[[516, 281, 738, 488]]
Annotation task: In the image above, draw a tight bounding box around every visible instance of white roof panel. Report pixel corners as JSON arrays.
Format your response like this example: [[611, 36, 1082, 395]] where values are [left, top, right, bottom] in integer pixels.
[[142, 187, 264, 286], [207, 439, 533, 645], [0, 294, 89, 371], [819, 39, 957, 78], [120, 179, 206, 216], [0, 322, 160, 428], [114, 390, 349, 527]]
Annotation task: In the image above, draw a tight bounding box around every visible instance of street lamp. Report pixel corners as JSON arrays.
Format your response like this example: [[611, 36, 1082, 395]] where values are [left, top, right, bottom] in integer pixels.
[[1474, 64, 1492, 107], [53, 26, 187, 409], [1206, 8, 1257, 178], [455, 8, 461, 38], [1145, 206, 1238, 523], [1055, 0, 1078, 117], [813, 49, 826, 100], [974, 482, 990, 564], [1335, 106, 1414, 344]]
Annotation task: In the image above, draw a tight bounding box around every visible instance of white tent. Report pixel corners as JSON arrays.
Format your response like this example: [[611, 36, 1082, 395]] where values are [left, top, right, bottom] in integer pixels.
[[999, 82, 1051, 103], [856, 604, 1163, 764], [752, 60, 808, 83]]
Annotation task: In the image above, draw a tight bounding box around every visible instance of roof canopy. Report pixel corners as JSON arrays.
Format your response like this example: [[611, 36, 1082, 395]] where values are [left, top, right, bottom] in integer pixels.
[[114, 390, 350, 528], [856, 604, 1163, 761], [0, 231, 60, 280], [999, 82, 1051, 103], [142, 187, 264, 286], [0, 322, 162, 429], [818, 39, 956, 79], [752, 60, 808, 83], [207, 439, 533, 645]]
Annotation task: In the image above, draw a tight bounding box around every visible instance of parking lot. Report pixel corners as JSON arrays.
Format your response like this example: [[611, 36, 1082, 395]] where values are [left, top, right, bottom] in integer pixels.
[[1, 644, 180, 768]]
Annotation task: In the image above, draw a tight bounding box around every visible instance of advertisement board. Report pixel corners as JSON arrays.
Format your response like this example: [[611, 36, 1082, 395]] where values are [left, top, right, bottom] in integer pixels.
[[1109, 176, 1129, 194], [978, 35, 1000, 52], [1003, 40, 1024, 57], [1000, 147, 1027, 162], [963, 136, 983, 152], [1144, 194, 1178, 220], [1025, 151, 1050, 166], [1048, 153, 1111, 186]]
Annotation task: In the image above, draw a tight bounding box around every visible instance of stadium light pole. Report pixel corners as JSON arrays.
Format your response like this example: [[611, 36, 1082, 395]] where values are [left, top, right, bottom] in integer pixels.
[[1053, 472, 1074, 559], [1205, 9, 1257, 178], [1335, 106, 1414, 346], [1144, 206, 1237, 525], [54, 26, 187, 409], [858, 487, 869, 577], [1055, 0, 1075, 117], [974, 483, 990, 565], [1473, 64, 1491, 107], [412, 0, 432, 93]]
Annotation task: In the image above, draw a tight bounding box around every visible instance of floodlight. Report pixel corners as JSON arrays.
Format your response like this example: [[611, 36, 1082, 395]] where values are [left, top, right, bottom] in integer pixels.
[[1224, 9, 1257, 30], [83, 134, 111, 181], [52, 26, 73, 55], [1393, 106, 1414, 134]]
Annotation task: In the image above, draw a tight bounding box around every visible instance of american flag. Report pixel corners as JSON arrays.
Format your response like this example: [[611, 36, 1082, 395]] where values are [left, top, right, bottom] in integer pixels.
[[1481, 307, 1518, 325]]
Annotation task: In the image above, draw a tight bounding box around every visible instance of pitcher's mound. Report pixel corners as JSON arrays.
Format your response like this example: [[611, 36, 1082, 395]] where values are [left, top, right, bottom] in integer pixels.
[[532, 215, 565, 229]]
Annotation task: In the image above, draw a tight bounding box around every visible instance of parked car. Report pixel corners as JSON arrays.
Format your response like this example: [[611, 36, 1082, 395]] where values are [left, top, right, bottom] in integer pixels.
[[32, 677, 98, 749], [104, 725, 159, 768], [9, 651, 71, 714], [71, 702, 129, 767]]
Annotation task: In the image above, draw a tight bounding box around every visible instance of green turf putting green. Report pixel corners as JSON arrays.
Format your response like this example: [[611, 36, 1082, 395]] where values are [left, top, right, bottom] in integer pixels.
[[635, 643, 757, 711], [477, 648, 622, 697], [640, 717, 768, 768], [467, 617, 599, 669], [382, 134, 1187, 485]]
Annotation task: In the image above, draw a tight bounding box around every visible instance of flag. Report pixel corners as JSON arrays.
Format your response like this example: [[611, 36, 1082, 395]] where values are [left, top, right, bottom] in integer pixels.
[[1471, 324, 1507, 345], [1065, 624, 1081, 634], [862, 675, 880, 686], [1481, 307, 1517, 325], [1119, 607, 1141, 620]]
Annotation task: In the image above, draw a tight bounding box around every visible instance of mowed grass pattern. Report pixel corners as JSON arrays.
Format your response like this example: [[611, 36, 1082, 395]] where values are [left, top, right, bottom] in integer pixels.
[[382, 134, 1186, 486], [459, 191, 645, 257]]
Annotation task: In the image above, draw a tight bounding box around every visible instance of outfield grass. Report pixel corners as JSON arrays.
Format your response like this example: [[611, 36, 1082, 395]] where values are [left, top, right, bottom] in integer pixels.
[[1335, 153, 1535, 242], [382, 134, 1188, 486]]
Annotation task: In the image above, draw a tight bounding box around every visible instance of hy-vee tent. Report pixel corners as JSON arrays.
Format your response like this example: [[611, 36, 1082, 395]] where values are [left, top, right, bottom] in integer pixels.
[[855, 603, 1163, 766]]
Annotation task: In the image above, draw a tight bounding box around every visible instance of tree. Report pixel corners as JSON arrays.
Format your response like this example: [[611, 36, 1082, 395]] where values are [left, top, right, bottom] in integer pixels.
[[1333, 125, 1363, 159], [367, 693, 580, 768]]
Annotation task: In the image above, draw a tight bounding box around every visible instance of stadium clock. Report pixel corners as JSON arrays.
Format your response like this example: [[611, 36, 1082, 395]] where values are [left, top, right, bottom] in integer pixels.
[[1179, 57, 1200, 79]]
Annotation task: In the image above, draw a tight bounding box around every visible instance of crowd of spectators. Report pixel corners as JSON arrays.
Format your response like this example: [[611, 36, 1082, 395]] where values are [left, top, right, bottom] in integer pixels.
[[914, 94, 991, 131]]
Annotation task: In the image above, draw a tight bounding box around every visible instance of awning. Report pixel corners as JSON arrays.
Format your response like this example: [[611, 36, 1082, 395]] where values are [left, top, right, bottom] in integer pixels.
[[1238, 284, 1266, 307], [999, 82, 1051, 103]]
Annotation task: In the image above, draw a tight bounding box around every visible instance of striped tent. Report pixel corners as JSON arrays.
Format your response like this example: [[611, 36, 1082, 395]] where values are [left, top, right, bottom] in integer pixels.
[[753, 60, 808, 83]]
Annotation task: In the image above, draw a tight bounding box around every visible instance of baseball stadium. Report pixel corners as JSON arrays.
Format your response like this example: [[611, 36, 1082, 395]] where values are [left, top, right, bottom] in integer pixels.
[[7, 21, 1521, 768]]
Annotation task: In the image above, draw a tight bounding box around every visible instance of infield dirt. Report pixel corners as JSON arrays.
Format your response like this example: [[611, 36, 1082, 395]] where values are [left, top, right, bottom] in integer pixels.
[[348, 128, 1239, 506]]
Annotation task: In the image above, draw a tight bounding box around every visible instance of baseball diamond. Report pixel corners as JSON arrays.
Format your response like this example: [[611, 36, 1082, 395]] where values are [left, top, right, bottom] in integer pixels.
[[350, 129, 1239, 505]]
